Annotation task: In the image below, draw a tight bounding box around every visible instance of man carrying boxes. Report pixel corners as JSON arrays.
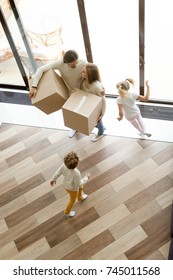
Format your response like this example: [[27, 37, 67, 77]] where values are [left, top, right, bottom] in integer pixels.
[[29, 50, 85, 98], [29, 50, 86, 137], [29, 51, 106, 142]]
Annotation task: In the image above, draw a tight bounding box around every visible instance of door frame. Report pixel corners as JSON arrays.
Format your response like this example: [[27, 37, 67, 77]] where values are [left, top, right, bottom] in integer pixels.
[[139, 0, 145, 95]]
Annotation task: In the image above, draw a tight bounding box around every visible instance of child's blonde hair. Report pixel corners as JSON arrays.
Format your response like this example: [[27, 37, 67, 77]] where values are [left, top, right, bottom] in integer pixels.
[[64, 151, 79, 169], [116, 78, 135, 97]]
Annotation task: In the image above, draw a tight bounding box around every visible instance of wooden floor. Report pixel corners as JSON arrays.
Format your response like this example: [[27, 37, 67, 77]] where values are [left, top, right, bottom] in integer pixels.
[[0, 123, 173, 260]]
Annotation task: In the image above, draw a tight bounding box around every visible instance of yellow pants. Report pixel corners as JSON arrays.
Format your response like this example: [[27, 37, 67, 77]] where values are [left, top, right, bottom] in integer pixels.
[[64, 186, 84, 215]]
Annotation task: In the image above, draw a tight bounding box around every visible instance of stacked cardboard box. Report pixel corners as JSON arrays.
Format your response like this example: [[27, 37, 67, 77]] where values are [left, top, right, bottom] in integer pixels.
[[30, 69, 69, 114], [62, 89, 102, 135]]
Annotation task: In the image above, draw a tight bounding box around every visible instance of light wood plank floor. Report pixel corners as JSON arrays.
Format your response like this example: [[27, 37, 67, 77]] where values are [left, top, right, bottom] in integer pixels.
[[0, 123, 172, 260]]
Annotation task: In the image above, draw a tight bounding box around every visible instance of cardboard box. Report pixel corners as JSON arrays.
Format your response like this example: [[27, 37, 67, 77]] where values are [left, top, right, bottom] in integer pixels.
[[30, 69, 69, 114], [62, 90, 102, 135]]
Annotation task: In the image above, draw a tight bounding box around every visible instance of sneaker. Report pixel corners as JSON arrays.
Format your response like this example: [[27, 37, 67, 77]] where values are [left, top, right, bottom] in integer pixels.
[[68, 129, 76, 138], [145, 133, 152, 137], [91, 134, 104, 142], [80, 194, 88, 202], [65, 210, 75, 217]]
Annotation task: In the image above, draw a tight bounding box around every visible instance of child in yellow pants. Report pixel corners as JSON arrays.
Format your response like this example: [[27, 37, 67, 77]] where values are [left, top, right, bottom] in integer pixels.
[[50, 151, 90, 217]]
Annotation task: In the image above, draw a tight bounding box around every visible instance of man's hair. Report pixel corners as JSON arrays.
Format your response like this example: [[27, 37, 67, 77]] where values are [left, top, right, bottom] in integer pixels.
[[64, 151, 79, 169], [63, 50, 79, 63]]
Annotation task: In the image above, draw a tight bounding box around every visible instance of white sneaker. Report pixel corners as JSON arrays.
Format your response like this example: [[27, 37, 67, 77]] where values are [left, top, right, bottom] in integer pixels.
[[68, 129, 76, 138], [91, 134, 104, 142], [138, 132, 152, 138], [65, 210, 75, 217], [80, 194, 88, 202], [138, 133, 146, 138]]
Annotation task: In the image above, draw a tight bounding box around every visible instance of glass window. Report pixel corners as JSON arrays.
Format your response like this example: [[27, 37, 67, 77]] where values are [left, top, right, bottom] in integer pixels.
[[0, 33, 25, 86], [0, 0, 87, 88], [84, 0, 139, 95], [17, 0, 87, 70], [145, 0, 173, 102], [0, 0, 26, 86]]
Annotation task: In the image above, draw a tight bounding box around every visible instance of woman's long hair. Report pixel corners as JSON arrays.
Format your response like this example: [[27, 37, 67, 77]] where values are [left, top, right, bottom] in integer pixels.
[[85, 63, 101, 84]]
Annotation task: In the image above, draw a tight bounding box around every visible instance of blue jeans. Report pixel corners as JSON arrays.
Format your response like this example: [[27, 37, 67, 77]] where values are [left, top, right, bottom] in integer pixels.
[[96, 119, 105, 135]]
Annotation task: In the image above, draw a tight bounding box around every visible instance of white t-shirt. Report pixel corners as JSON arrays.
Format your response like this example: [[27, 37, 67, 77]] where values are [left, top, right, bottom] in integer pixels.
[[32, 58, 86, 91], [51, 163, 89, 191], [117, 92, 140, 119]]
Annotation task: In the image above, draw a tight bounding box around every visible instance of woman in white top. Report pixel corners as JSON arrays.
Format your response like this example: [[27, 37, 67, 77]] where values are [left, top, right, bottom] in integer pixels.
[[116, 78, 151, 137], [50, 151, 90, 217], [80, 63, 106, 142]]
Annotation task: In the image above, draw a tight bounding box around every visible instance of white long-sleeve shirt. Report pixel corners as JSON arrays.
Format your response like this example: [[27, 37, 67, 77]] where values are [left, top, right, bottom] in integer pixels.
[[51, 163, 89, 191], [32, 58, 86, 91]]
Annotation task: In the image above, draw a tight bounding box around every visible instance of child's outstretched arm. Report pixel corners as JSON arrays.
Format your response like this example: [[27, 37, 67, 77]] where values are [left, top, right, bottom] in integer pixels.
[[117, 104, 123, 121], [138, 80, 150, 101]]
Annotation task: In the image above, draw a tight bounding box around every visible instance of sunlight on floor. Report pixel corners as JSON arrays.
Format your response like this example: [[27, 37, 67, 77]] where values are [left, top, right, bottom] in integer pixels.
[[1, 98, 173, 143]]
